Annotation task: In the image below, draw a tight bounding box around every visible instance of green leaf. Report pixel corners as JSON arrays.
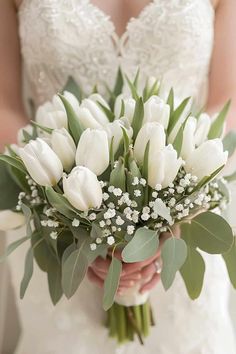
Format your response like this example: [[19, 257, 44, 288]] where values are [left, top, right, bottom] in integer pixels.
[[30, 120, 53, 134], [208, 100, 231, 139], [87, 244, 108, 264], [121, 126, 130, 156], [63, 76, 83, 102], [122, 228, 159, 263], [180, 247, 205, 299], [58, 94, 83, 144], [62, 243, 77, 265], [131, 98, 144, 139], [21, 203, 32, 237], [190, 211, 233, 254], [0, 161, 21, 210], [47, 254, 63, 305], [191, 165, 224, 193], [166, 88, 174, 116], [7, 164, 29, 193], [110, 158, 126, 191], [103, 257, 122, 310], [172, 123, 184, 156], [161, 238, 187, 290], [0, 154, 26, 174], [222, 237, 236, 289], [167, 97, 190, 135], [61, 241, 88, 298], [45, 187, 77, 219], [109, 67, 124, 109], [31, 234, 51, 272], [125, 74, 139, 101], [223, 130, 236, 157], [0, 235, 29, 263], [20, 247, 34, 299], [97, 102, 115, 122]]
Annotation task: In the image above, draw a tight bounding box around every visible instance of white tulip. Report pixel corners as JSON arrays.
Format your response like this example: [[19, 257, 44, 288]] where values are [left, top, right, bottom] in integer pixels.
[[51, 128, 76, 172], [79, 97, 109, 128], [143, 96, 170, 129], [63, 166, 103, 211], [134, 122, 166, 165], [148, 145, 183, 189], [63, 91, 80, 112], [17, 124, 34, 146], [76, 129, 109, 176], [194, 113, 211, 146], [180, 116, 197, 160], [105, 119, 133, 153], [88, 93, 110, 109], [0, 210, 25, 231], [114, 94, 136, 124], [19, 138, 63, 186], [185, 139, 228, 180]]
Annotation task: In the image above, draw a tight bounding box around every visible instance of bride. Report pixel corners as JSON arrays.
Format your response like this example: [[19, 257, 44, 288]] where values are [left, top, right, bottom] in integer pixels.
[[0, 0, 236, 353]]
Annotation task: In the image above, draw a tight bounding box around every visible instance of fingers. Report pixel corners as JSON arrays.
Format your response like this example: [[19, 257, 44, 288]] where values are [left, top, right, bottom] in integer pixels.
[[121, 252, 160, 276], [139, 273, 160, 294], [91, 256, 111, 273]]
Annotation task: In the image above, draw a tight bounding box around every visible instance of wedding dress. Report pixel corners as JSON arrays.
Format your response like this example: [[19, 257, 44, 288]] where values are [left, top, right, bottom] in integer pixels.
[[5, 0, 236, 353]]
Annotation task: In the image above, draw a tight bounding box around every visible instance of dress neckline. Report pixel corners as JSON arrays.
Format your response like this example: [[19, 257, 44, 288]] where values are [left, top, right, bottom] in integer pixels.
[[87, 0, 155, 40]]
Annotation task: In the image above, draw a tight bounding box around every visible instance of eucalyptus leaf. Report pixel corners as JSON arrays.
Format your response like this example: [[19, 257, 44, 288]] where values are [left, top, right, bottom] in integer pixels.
[[0, 235, 29, 263], [20, 247, 34, 299], [0, 161, 21, 210], [21, 203, 32, 237], [122, 227, 159, 263], [87, 244, 108, 264], [223, 131, 236, 157], [58, 94, 83, 144], [31, 234, 51, 272], [222, 237, 236, 289], [62, 241, 88, 298], [180, 247, 205, 299], [47, 254, 63, 305], [208, 100, 231, 139], [45, 187, 77, 219], [103, 256, 122, 310], [161, 238, 187, 290], [190, 211, 233, 254], [62, 243, 77, 265]]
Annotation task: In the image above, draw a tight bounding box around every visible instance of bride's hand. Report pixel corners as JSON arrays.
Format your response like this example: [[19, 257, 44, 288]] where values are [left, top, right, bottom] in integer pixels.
[[87, 229, 175, 295]]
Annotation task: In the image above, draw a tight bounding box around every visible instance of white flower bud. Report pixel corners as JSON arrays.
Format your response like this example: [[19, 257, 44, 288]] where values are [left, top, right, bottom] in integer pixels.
[[144, 96, 170, 129], [51, 128, 76, 172]]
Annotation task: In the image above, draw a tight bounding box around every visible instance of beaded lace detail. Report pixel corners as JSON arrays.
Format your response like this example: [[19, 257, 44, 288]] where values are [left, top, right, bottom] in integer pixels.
[[18, 0, 214, 106]]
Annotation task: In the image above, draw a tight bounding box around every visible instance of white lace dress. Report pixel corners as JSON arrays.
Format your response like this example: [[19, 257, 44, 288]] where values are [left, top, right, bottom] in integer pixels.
[[7, 0, 236, 353]]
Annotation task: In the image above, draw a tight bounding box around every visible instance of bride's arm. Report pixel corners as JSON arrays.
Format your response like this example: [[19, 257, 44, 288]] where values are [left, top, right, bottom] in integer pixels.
[[207, 0, 236, 129], [0, 0, 28, 152]]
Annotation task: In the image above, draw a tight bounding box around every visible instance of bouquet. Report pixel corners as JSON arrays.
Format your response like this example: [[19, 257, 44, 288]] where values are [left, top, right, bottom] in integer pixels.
[[1, 70, 236, 345]]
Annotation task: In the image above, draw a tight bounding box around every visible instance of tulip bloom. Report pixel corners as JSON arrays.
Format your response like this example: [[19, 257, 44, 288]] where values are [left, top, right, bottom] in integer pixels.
[[19, 138, 63, 186], [76, 129, 109, 176], [114, 94, 136, 123], [0, 210, 25, 231], [148, 145, 183, 189], [185, 139, 228, 180], [134, 122, 166, 165], [78, 96, 109, 129], [143, 96, 170, 129], [51, 128, 76, 172], [63, 166, 103, 211], [105, 119, 133, 154]]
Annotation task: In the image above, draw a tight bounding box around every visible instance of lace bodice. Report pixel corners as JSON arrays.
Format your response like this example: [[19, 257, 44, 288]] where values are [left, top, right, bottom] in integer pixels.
[[18, 0, 214, 107]]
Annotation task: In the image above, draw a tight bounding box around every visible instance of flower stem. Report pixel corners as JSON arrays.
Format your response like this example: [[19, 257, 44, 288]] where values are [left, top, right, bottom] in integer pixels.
[[115, 303, 127, 343], [141, 302, 150, 337]]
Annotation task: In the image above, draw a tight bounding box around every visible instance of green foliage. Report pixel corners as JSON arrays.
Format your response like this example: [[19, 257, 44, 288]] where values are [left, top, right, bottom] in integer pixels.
[[110, 158, 126, 191], [222, 237, 236, 289], [131, 98, 144, 139], [63, 76, 83, 102], [167, 97, 190, 135], [208, 100, 231, 139], [190, 211, 233, 254], [223, 130, 236, 157], [45, 187, 77, 219], [103, 256, 122, 310], [58, 94, 83, 144], [161, 238, 187, 290], [122, 228, 159, 263], [0, 161, 21, 210], [20, 248, 34, 299], [180, 246, 205, 299], [109, 67, 124, 109], [47, 254, 63, 305]]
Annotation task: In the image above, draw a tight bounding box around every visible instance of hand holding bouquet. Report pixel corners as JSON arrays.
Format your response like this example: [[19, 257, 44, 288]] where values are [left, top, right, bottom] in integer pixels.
[[1, 70, 236, 344]]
